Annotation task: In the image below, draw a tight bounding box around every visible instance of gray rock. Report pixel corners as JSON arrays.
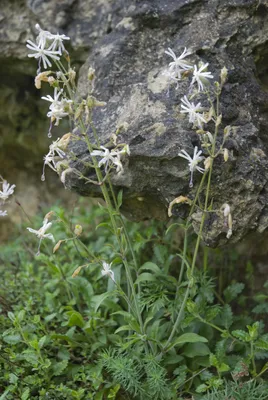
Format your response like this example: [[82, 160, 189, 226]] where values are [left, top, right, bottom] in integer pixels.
[[2, 0, 268, 246], [66, 0, 268, 246]]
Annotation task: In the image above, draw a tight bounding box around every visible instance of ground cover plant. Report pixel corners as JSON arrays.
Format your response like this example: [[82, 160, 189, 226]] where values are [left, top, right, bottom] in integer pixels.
[[1, 24, 268, 399]]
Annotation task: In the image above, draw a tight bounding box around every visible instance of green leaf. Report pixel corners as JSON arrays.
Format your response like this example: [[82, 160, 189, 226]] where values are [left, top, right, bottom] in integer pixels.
[[196, 384, 208, 393], [255, 339, 268, 350], [117, 190, 123, 209], [114, 325, 132, 334], [139, 262, 161, 274], [167, 333, 208, 351], [183, 342, 211, 358], [135, 272, 157, 285], [38, 335, 47, 349], [3, 334, 21, 344], [21, 388, 30, 400], [92, 292, 115, 312], [17, 310, 26, 322], [66, 311, 85, 328], [232, 330, 251, 342], [52, 359, 69, 376], [224, 282, 245, 302]]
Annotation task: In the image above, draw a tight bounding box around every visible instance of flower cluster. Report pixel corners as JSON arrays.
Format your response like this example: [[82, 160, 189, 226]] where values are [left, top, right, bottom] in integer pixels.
[[164, 47, 213, 92], [163, 47, 214, 186], [91, 145, 130, 174], [0, 178, 16, 217], [26, 24, 70, 71]]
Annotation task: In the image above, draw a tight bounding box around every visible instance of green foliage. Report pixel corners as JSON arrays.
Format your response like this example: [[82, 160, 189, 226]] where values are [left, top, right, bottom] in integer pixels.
[[0, 201, 268, 399], [200, 380, 268, 400]]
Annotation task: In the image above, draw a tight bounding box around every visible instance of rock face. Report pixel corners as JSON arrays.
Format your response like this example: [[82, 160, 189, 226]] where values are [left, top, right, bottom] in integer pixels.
[[2, 0, 268, 246]]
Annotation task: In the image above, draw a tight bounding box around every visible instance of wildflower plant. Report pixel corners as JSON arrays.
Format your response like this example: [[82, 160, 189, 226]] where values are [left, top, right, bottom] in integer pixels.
[[22, 26, 268, 399]]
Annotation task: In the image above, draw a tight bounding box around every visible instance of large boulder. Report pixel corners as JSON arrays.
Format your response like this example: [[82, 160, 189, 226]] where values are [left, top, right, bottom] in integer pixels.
[[2, 0, 268, 246], [66, 0, 268, 246]]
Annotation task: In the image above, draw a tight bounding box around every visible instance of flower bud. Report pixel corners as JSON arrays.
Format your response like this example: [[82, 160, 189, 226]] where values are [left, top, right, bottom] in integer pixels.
[[204, 156, 212, 170], [88, 67, 95, 81], [220, 66, 228, 86], [74, 224, 82, 236], [224, 125, 231, 137], [72, 266, 83, 278], [223, 148, 229, 162], [44, 211, 54, 220]]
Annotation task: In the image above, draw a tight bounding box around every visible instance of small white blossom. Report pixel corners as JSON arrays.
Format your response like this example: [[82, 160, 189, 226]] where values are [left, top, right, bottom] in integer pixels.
[[47, 102, 70, 126], [165, 47, 192, 80], [27, 218, 55, 255], [35, 24, 54, 47], [101, 261, 115, 282], [91, 146, 124, 173], [41, 138, 67, 181], [191, 63, 214, 92], [35, 24, 70, 54], [0, 180, 16, 202], [41, 87, 63, 105], [0, 210, 7, 217], [26, 40, 60, 70], [42, 88, 71, 127], [178, 146, 204, 187], [48, 32, 70, 55], [181, 96, 207, 129]]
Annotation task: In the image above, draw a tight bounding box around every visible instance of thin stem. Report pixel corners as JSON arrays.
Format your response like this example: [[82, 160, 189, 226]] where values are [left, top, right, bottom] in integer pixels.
[[164, 91, 221, 351]]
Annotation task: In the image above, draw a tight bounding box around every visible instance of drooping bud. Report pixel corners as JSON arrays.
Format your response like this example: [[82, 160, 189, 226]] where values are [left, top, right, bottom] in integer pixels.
[[204, 156, 212, 170], [223, 148, 229, 162], [44, 211, 54, 220], [35, 71, 52, 89], [216, 114, 222, 127], [72, 266, 83, 278], [224, 125, 231, 137], [220, 66, 228, 86], [53, 240, 62, 253]]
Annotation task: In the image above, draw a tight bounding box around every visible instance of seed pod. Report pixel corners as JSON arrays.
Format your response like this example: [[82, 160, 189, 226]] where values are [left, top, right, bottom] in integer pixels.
[[53, 240, 62, 253]]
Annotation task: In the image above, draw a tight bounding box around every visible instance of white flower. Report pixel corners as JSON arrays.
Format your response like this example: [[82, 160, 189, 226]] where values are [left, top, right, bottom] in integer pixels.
[[0, 180, 16, 202], [41, 87, 63, 105], [42, 88, 71, 126], [178, 146, 204, 187], [27, 218, 55, 255], [48, 32, 70, 55], [0, 210, 7, 217], [165, 47, 192, 80], [35, 24, 54, 48], [91, 146, 123, 173], [181, 96, 207, 129], [47, 102, 70, 126], [35, 24, 70, 54], [191, 63, 214, 92], [41, 138, 67, 181], [26, 40, 60, 70], [101, 261, 115, 282]]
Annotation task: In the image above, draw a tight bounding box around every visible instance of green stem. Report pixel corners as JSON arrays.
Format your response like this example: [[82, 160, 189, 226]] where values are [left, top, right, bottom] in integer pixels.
[[164, 92, 221, 351]]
